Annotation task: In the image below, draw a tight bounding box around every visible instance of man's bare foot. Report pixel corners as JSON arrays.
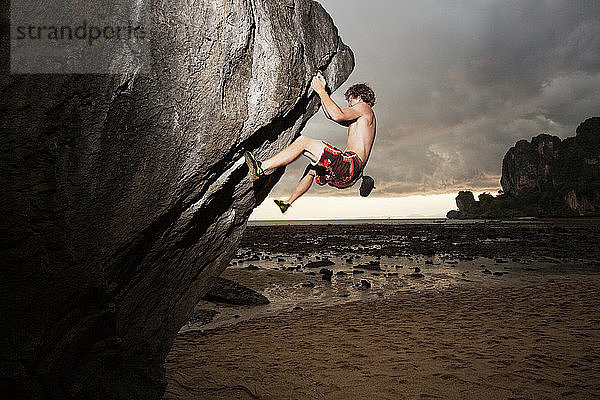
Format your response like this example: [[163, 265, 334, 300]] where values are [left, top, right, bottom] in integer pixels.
[[244, 151, 264, 181], [274, 199, 291, 214]]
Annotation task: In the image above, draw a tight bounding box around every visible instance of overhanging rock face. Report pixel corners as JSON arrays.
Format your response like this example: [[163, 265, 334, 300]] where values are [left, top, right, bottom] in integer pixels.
[[0, 1, 354, 398]]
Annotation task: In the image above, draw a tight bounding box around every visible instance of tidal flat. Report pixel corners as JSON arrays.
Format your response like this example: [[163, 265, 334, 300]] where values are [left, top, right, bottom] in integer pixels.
[[165, 219, 600, 399]]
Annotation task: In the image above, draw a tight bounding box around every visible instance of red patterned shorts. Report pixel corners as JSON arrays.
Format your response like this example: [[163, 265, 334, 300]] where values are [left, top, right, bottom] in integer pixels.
[[307, 141, 364, 189]]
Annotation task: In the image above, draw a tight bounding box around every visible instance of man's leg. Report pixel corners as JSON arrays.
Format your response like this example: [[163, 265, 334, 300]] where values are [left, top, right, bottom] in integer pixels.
[[261, 135, 325, 171], [274, 168, 316, 213], [287, 169, 315, 204]]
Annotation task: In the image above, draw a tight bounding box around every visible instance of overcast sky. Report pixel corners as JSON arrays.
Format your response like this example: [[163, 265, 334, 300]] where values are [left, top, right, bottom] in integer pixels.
[[266, 0, 600, 201]]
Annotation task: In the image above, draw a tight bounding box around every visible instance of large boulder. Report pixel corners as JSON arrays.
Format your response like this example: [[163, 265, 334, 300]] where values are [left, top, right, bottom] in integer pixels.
[[0, 1, 353, 398]]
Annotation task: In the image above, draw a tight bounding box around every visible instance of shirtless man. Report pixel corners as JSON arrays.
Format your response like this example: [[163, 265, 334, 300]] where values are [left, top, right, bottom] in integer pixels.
[[244, 73, 377, 213]]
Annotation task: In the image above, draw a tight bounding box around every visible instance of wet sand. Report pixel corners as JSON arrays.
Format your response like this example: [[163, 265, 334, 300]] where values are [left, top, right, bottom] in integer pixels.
[[164, 220, 600, 399]]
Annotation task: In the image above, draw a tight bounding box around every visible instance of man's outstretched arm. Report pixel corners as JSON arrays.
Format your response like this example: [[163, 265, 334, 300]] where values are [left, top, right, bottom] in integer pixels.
[[311, 75, 362, 122]]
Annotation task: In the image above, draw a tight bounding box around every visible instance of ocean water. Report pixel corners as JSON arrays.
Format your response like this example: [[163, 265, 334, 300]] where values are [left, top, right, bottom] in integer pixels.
[[250, 218, 519, 226], [248, 217, 600, 226]]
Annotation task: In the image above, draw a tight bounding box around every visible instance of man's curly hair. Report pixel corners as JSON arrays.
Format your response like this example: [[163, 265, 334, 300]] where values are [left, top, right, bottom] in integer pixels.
[[344, 83, 376, 107]]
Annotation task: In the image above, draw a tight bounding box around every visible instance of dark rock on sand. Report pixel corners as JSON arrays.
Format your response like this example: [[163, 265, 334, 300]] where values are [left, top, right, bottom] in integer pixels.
[[483, 269, 492, 274], [0, 0, 354, 397], [203, 278, 269, 306], [244, 264, 261, 271], [355, 261, 383, 271], [320, 268, 334, 282], [360, 279, 372, 289], [305, 259, 335, 269]]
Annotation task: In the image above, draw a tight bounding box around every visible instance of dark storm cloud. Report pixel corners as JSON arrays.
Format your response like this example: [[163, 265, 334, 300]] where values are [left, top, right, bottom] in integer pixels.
[[268, 0, 600, 199]]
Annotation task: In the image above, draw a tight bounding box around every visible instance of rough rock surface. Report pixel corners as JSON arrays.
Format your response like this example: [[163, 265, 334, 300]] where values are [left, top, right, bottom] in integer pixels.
[[0, 1, 353, 399], [447, 117, 600, 219]]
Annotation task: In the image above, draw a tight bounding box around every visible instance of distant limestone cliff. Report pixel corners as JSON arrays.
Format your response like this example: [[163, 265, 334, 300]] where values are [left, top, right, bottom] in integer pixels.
[[447, 117, 600, 219]]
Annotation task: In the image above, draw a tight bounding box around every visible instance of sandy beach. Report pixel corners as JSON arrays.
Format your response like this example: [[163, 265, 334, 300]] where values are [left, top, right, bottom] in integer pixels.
[[164, 220, 600, 399]]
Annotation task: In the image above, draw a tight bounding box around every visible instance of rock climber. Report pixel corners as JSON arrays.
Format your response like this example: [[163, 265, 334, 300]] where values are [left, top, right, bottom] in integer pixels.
[[245, 73, 377, 213]]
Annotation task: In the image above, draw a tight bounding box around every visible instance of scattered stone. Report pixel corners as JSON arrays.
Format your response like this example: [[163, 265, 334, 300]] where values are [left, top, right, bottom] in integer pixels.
[[305, 271, 316, 276], [336, 271, 347, 276], [293, 306, 303, 311], [482, 269, 492, 274], [355, 262, 382, 271], [301, 282, 315, 288], [493, 271, 504, 276], [424, 260, 433, 265], [243, 264, 260, 270], [305, 259, 335, 269], [495, 258, 507, 263], [352, 270, 365, 274], [320, 268, 333, 282], [360, 279, 371, 289], [414, 267, 421, 273]]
